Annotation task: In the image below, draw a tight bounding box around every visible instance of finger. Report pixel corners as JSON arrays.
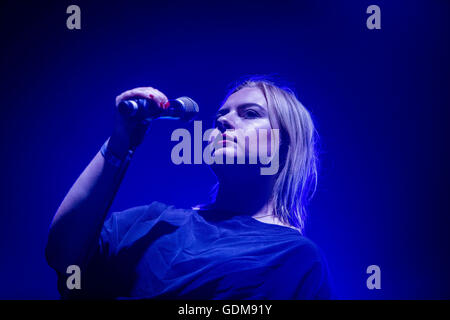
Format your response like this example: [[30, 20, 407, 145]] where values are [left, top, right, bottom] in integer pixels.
[[116, 87, 168, 109], [149, 88, 169, 108], [115, 88, 153, 106], [135, 87, 169, 109]]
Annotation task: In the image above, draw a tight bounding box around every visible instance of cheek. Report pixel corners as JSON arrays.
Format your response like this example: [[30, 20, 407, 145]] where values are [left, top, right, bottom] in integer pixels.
[[240, 127, 271, 154], [246, 127, 279, 156]]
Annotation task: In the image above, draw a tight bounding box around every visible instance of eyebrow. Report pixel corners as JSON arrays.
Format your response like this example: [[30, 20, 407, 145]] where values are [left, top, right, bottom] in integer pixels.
[[215, 103, 265, 117]]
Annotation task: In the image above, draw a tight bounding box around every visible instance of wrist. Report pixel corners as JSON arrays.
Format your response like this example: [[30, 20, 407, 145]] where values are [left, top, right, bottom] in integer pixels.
[[101, 138, 133, 168], [108, 133, 133, 159]]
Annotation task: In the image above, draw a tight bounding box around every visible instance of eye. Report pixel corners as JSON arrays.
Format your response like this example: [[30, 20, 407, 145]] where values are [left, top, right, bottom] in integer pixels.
[[243, 110, 260, 118]]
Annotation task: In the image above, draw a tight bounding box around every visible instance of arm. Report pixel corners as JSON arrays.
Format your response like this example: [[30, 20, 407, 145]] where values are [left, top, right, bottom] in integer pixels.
[[45, 87, 169, 274]]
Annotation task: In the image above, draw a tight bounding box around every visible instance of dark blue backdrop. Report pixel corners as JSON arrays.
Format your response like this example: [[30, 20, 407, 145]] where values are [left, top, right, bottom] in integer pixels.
[[0, 0, 449, 299]]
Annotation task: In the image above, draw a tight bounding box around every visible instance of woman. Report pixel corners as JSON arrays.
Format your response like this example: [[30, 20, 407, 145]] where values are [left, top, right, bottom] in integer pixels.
[[45, 78, 332, 299]]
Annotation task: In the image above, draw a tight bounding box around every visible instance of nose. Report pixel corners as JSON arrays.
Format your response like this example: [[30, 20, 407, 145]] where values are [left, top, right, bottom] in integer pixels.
[[216, 114, 235, 133]]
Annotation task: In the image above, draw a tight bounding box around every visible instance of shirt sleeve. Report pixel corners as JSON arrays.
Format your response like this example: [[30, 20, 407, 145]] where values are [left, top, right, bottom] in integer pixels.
[[263, 239, 333, 300], [57, 201, 169, 299], [293, 257, 333, 299]]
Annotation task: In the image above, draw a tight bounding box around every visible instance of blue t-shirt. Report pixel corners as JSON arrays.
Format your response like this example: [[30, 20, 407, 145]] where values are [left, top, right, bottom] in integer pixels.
[[59, 201, 332, 299]]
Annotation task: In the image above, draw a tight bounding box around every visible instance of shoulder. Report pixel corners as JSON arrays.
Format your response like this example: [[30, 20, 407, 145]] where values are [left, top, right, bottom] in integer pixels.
[[289, 236, 326, 262], [102, 201, 196, 246], [105, 201, 170, 230], [101, 201, 172, 245], [266, 234, 328, 278], [256, 233, 333, 299]]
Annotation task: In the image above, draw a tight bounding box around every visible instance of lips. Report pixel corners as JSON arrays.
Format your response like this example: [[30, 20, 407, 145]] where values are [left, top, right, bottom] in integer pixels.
[[208, 132, 237, 148], [209, 133, 235, 149], [222, 133, 236, 143], [219, 133, 237, 146]]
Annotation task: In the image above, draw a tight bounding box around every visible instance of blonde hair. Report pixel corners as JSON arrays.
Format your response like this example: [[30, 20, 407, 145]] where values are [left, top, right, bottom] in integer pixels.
[[200, 77, 319, 234]]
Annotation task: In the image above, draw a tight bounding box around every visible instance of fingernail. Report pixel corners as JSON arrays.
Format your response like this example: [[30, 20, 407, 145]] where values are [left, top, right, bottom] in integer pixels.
[[164, 101, 170, 109], [160, 102, 164, 108]]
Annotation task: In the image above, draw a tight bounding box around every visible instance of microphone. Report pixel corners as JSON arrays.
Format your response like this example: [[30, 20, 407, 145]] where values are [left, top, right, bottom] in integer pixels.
[[118, 96, 199, 121]]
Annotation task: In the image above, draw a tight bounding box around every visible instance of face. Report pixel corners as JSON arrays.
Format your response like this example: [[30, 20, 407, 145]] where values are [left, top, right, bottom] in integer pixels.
[[207, 87, 278, 167]]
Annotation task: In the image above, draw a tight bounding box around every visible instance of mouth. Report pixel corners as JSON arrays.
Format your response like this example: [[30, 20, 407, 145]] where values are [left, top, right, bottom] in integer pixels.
[[211, 133, 236, 150], [220, 138, 234, 145], [221, 133, 236, 144]]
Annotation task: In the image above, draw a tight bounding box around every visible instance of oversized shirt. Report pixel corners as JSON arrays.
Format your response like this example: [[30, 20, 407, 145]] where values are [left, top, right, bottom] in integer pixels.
[[58, 201, 332, 299]]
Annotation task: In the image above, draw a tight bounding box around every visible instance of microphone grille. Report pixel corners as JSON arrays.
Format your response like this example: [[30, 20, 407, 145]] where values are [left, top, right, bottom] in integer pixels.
[[176, 96, 199, 121]]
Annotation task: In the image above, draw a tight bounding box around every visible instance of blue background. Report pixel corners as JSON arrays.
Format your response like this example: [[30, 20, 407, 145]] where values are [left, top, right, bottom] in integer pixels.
[[0, 0, 449, 299]]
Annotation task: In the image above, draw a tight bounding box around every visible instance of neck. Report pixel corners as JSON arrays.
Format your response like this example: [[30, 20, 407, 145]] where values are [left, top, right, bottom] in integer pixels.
[[211, 167, 276, 217]]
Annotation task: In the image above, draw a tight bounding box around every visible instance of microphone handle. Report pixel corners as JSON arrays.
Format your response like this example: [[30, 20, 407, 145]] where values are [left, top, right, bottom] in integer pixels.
[[118, 98, 178, 120]]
